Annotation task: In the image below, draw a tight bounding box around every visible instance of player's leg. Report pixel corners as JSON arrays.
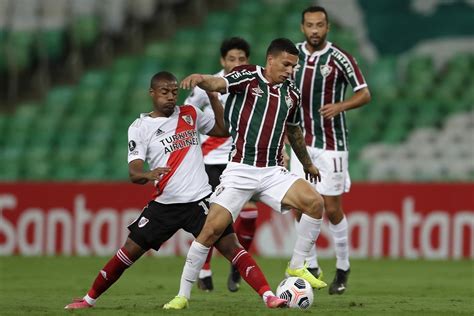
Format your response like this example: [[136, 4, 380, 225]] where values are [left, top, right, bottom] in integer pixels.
[[312, 149, 351, 294], [289, 148, 322, 276], [64, 237, 147, 309], [323, 194, 350, 294], [216, 233, 287, 308], [293, 210, 323, 279], [164, 174, 257, 309], [227, 201, 258, 292], [196, 164, 226, 291], [279, 179, 327, 289], [66, 201, 180, 309]]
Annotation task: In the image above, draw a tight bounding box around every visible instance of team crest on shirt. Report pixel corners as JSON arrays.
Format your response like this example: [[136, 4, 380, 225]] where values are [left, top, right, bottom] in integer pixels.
[[320, 65, 333, 77], [138, 217, 149, 228], [285, 95, 293, 108], [181, 115, 194, 126]]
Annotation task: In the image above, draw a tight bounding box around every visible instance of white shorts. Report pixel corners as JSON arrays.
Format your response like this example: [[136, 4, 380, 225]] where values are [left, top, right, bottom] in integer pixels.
[[290, 147, 351, 196], [210, 162, 300, 221]]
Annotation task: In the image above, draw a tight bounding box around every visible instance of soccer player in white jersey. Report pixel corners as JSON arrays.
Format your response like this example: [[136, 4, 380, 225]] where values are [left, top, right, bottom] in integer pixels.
[[164, 38, 329, 310], [185, 37, 259, 292], [64, 72, 287, 310], [291, 6, 371, 295]]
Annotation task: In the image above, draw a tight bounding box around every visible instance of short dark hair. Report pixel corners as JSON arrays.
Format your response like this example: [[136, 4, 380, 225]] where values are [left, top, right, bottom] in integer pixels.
[[150, 71, 177, 88], [301, 6, 329, 24], [266, 38, 298, 58], [220, 37, 251, 58]]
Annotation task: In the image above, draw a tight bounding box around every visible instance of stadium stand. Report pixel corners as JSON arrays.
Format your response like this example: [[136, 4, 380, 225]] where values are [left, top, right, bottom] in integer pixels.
[[0, 0, 472, 182]]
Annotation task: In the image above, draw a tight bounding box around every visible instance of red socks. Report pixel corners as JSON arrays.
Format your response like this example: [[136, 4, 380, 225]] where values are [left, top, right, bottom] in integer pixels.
[[232, 248, 270, 296], [234, 208, 258, 251], [202, 247, 214, 270], [87, 247, 134, 299]]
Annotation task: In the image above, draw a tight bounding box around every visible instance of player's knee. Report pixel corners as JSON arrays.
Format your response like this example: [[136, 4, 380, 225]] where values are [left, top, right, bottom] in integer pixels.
[[200, 224, 225, 244], [301, 193, 324, 218]]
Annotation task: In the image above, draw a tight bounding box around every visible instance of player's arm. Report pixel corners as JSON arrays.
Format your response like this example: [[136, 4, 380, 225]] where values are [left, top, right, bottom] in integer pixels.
[[180, 74, 227, 94], [320, 87, 371, 119], [128, 159, 170, 185], [286, 124, 321, 183], [205, 92, 230, 137]]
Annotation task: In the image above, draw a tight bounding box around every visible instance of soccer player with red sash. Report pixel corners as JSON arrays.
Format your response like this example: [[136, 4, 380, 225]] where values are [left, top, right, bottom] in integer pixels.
[[64, 71, 287, 310]]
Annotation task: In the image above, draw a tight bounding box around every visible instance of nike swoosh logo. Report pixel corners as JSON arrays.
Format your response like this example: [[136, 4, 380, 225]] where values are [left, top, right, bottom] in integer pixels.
[[337, 286, 345, 291]]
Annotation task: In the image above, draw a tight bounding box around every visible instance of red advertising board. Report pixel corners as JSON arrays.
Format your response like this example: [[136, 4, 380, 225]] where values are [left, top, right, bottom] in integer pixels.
[[0, 182, 472, 259]]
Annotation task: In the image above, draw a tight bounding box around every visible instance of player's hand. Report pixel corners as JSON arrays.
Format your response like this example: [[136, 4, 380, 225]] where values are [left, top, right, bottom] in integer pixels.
[[319, 102, 344, 119], [145, 167, 171, 181], [180, 74, 204, 90], [303, 164, 321, 183]]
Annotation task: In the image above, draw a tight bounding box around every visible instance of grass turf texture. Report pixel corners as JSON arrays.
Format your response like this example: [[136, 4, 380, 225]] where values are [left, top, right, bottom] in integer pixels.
[[0, 256, 472, 315]]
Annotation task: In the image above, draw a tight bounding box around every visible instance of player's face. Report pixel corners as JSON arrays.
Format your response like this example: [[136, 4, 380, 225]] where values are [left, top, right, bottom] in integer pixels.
[[149, 80, 178, 117], [266, 51, 298, 84], [301, 11, 329, 50], [221, 49, 249, 74]]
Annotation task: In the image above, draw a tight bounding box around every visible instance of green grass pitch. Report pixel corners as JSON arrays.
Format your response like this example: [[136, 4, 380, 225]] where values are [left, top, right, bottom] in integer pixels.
[[0, 256, 472, 315]]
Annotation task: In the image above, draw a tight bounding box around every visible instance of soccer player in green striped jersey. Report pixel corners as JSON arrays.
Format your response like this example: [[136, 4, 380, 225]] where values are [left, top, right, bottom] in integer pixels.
[[291, 6, 372, 295], [164, 38, 329, 309]]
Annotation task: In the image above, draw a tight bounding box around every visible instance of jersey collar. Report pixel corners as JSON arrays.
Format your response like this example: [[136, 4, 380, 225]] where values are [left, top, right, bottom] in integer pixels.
[[301, 41, 332, 58], [257, 65, 283, 89]]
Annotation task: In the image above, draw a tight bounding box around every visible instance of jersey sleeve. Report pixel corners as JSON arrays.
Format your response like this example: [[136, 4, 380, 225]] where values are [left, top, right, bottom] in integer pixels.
[[184, 86, 209, 110], [333, 49, 368, 92], [127, 119, 147, 163], [286, 83, 302, 126], [194, 105, 215, 135], [223, 65, 256, 94]]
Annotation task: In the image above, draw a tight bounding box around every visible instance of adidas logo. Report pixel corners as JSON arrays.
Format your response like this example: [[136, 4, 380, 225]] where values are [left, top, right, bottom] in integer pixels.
[[155, 128, 165, 136], [245, 265, 255, 277], [100, 270, 108, 280]]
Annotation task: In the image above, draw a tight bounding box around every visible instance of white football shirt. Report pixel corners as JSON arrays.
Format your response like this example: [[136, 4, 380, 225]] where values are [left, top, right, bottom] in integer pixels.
[[128, 105, 214, 204], [185, 69, 232, 165]]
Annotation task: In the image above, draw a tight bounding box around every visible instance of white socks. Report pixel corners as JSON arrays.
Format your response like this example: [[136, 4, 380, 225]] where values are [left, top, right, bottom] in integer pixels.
[[262, 290, 276, 304], [305, 243, 319, 269], [84, 294, 96, 306], [289, 214, 322, 269], [199, 269, 212, 278], [178, 241, 210, 299], [330, 216, 350, 271]]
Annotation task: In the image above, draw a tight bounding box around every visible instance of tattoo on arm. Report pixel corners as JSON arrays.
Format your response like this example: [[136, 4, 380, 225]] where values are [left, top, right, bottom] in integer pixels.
[[287, 125, 312, 168]]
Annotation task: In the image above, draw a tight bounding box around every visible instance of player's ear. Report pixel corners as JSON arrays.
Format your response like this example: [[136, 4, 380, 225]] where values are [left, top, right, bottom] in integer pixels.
[[149, 88, 154, 96], [220, 57, 226, 69]]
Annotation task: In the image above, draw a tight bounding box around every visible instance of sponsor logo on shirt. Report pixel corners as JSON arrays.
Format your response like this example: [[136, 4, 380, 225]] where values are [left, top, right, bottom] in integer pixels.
[[128, 140, 136, 151], [331, 50, 354, 76], [155, 128, 165, 136], [160, 130, 199, 154], [251, 87, 264, 97]]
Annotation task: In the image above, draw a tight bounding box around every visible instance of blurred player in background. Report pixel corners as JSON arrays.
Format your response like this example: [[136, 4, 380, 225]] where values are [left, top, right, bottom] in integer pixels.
[[164, 38, 328, 310], [185, 37, 258, 293], [291, 6, 371, 295], [64, 71, 286, 310]]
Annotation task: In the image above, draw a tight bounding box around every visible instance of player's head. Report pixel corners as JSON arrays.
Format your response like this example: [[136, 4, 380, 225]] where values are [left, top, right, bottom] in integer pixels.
[[149, 71, 178, 117], [301, 6, 330, 50], [220, 37, 250, 74], [265, 38, 299, 84]]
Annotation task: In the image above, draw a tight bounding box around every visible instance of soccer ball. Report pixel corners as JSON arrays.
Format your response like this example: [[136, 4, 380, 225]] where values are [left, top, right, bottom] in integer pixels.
[[276, 277, 314, 309]]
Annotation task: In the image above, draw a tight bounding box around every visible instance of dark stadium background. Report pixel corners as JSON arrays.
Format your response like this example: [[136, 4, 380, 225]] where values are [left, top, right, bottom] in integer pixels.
[[0, 0, 472, 314]]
